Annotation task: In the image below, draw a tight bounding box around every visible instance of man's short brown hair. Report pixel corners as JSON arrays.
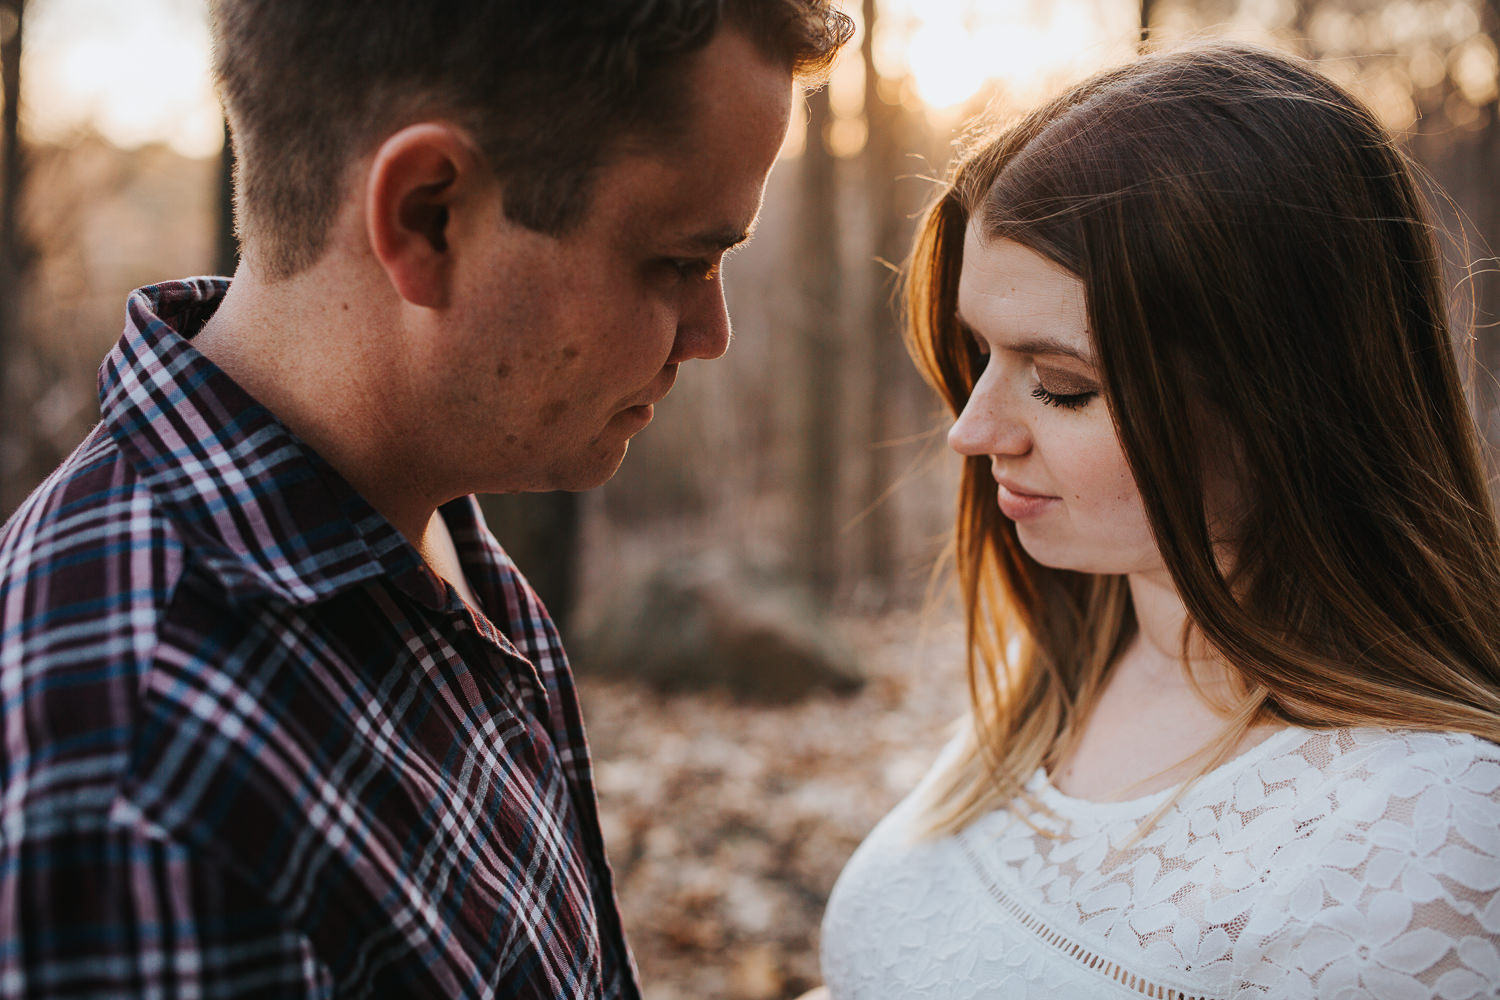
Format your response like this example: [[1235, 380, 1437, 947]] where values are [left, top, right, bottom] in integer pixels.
[[211, 0, 853, 279]]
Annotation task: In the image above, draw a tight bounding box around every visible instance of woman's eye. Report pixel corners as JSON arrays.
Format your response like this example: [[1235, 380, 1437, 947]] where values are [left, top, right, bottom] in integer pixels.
[[1030, 384, 1096, 410]]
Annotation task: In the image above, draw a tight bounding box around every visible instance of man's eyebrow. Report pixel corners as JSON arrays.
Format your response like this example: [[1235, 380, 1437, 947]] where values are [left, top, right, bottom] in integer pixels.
[[679, 223, 755, 254], [954, 310, 1095, 366]]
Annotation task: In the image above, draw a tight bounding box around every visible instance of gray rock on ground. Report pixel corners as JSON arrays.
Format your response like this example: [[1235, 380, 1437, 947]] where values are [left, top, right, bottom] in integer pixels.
[[574, 556, 864, 703]]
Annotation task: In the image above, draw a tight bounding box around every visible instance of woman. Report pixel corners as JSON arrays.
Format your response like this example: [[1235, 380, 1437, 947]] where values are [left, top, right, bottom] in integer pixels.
[[818, 43, 1500, 998]]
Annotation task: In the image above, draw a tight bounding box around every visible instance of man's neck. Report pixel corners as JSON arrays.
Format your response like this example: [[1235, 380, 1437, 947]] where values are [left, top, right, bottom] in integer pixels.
[[193, 259, 440, 549], [421, 510, 482, 610]]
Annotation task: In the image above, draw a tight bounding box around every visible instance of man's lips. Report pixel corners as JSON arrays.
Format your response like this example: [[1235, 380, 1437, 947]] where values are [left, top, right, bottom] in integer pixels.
[[631, 367, 678, 409], [619, 369, 678, 423]]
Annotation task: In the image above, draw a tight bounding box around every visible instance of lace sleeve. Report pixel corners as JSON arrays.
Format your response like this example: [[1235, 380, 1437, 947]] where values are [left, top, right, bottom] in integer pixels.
[[1234, 739, 1500, 999]]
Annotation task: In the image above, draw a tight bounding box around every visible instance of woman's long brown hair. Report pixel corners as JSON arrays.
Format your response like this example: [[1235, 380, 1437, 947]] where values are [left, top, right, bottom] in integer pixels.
[[910, 43, 1500, 834]]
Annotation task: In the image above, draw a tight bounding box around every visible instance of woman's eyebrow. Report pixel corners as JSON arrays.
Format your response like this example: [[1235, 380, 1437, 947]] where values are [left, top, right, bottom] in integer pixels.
[[955, 310, 1095, 365], [1013, 336, 1096, 366]]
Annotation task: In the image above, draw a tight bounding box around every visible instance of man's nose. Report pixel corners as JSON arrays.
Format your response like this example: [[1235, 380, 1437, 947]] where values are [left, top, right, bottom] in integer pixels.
[[668, 276, 731, 363]]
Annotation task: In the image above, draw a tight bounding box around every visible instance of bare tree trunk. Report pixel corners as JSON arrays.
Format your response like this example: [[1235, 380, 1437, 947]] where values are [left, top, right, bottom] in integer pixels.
[[798, 86, 843, 602], [0, 2, 20, 267], [1476, 0, 1500, 461], [477, 491, 581, 632], [859, 0, 907, 600], [1139, 0, 1157, 51], [1286, 0, 1313, 54], [1, 0, 26, 517]]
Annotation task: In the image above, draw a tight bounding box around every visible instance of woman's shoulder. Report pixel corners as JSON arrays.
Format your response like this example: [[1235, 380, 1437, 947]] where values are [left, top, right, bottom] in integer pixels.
[[1271, 727, 1500, 819], [1253, 727, 1500, 859], [1298, 725, 1500, 767], [1235, 729, 1500, 997], [1283, 724, 1498, 774]]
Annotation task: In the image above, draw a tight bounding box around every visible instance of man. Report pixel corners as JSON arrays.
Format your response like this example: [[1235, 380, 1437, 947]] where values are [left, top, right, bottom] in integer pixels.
[[0, 2, 850, 996]]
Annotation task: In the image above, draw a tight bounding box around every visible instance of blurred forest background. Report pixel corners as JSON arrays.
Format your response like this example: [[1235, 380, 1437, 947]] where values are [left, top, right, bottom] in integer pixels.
[[1, 0, 1498, 996]]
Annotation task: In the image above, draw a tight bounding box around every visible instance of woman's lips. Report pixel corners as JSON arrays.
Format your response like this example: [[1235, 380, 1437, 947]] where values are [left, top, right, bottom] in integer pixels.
[[996, 482, 1059, 520]]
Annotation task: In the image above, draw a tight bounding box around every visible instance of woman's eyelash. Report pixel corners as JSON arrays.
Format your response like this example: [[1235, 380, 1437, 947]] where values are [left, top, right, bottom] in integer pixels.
[[1030, 384, 1095, 410]]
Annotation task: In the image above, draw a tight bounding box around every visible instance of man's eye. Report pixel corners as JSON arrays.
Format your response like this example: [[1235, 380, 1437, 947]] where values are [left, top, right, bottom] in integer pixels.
[[668, 257, 719, 282]]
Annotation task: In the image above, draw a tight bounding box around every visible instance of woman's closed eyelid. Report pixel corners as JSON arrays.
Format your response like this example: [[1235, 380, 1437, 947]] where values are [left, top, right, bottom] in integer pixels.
[[1035, 365, 1099, 396], [1029, 360, 1100, 411]]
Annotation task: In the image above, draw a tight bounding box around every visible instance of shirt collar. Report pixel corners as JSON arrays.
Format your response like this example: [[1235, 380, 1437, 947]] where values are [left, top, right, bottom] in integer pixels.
[[99, 278, 448, 610]]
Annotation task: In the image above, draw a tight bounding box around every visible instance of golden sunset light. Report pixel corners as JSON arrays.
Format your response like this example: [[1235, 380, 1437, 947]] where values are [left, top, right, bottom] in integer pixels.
[[23, 0, 221, 157], [876, 0, 1139, 111], [18, 0, 1146, 160], [2, 3, 1500, 997]]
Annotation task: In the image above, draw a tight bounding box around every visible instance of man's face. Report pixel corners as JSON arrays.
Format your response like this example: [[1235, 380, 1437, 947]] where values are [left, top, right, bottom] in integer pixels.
[[420, 28, 793, 496]]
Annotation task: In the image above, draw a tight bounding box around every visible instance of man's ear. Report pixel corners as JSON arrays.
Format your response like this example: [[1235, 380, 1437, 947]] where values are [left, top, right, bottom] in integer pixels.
[[365, 123, 486, 309]]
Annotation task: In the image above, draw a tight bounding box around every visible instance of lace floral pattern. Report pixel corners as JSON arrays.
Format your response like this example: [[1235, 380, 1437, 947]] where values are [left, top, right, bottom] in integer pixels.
[[820, 728, 1500, 999]]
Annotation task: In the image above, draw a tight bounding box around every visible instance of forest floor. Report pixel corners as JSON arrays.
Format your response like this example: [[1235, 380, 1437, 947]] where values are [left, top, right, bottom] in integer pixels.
[[578, 606, 969, 1000]]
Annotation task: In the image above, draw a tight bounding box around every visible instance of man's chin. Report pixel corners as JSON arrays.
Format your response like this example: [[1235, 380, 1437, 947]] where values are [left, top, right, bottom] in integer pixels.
[[475, 438, 632, 495], [552, 442, 630, 493], [591, 443, 631, 489]]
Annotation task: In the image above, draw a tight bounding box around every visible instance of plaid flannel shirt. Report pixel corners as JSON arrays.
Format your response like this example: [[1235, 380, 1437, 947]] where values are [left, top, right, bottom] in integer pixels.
[[0, 278, 640, 999]]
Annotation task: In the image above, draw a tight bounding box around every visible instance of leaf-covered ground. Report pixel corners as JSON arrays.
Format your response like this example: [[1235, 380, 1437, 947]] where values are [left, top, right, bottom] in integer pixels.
[[580, 608, 968, 1000]]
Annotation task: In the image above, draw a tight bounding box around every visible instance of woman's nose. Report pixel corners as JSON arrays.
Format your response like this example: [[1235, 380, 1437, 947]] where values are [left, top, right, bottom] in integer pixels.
[[947, 380, 1031, 458]]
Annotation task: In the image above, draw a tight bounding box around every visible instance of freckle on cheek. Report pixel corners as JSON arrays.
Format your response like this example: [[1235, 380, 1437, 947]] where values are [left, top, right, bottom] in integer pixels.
[[496, 363, 512, 379], [540, 400, 567, 423], [561, 346, 581, 360]]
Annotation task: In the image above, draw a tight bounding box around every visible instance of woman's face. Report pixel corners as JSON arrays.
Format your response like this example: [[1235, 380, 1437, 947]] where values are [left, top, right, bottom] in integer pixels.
[[949, 228, 1164, 577]]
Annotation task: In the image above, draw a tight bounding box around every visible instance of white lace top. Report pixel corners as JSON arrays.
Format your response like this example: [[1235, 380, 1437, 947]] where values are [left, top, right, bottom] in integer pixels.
[[820, 727, 1500, 999]]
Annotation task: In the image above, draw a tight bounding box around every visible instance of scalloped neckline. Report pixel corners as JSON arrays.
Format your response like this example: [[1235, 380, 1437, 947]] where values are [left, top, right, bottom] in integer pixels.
[[1030, 726, 1309, 819]]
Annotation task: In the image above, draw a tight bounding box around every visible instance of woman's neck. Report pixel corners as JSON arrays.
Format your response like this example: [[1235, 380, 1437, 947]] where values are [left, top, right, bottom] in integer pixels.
[[1126, 569, 1222, 681], [1045, 570, 1267, 802]]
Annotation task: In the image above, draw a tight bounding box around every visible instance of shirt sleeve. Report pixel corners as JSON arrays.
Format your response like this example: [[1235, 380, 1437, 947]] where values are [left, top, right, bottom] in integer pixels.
[[1, 805, 330, 998]]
